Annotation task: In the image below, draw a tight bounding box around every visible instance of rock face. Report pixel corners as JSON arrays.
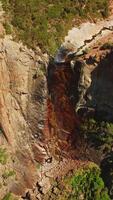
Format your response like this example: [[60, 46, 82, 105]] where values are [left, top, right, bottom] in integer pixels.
[[47, 63, 81, 159], [54, 19, 113, 122], [74, 48, 113, 121], [47, 23, 113, 161], [55, 20, 113, 63], [0, 25, 49, 197], [1, 6, 113, 198], [0, 35, 48, 146]]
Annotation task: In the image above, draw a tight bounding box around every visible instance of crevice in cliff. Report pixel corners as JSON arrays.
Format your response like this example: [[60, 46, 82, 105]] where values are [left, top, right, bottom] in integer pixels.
[[45, 37, 113, 162], [56, 22, 113, 63], [76, 25, 113, 56], [46, 61, 86, 160]]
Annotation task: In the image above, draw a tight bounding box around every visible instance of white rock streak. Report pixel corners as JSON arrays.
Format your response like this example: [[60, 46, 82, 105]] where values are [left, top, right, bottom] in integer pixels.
[[55, 19, 113, 63]]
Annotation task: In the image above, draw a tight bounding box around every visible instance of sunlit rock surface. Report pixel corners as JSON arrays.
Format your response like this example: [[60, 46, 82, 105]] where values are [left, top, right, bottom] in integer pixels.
[[55, 20, 113, 63], [0, 31, 49, 197]]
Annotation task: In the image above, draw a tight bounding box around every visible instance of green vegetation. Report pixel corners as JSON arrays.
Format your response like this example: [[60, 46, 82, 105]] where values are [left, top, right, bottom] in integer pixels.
[[1, 0, 109, 55], [2, 193, 13, 200], [0, 127, 3, 135], [80, 119, 113, 153], [80, 118, 113, 199], [82, 47, 90, 54], [101, 152, 113, 199], [100, 42, 113, 50], [36, 162, 41, 170], [70, 164, 110, 200], [45, 163, 110, 200], [2, 193, 18, 200], [0, 182, 2, 188], [3, 22, 12, 35], [2, 170, 16, 179], [0, 148, 8, 165]]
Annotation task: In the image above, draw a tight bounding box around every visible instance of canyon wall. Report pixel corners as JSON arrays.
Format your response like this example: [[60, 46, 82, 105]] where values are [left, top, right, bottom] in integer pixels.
[[0, 3, 113, 198], [0, 25, 49, 197]]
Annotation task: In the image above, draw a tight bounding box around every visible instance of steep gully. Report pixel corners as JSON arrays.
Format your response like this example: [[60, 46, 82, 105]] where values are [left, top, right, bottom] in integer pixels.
[[28, 23, 113, 198], [44, 22, 113, 160], [46, 63, 81, 159]]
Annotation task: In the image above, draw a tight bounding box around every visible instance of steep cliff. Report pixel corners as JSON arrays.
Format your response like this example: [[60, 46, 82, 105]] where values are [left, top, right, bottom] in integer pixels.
[[0, 22, 50, 198], [1, 1, 113, 200]]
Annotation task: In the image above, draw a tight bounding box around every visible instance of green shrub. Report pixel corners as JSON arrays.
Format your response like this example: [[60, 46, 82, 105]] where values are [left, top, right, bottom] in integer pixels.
[[0, 148, 8, 165], [36, 162, 41, 170], [2, 170, 16, 179], [1, 0, 109, 55], [79, 119, 113, 199], [0, 127, 3, 135], [2, 193, 13, 200], [101, 152, 113, 199], [3, 22, 12, 35], [46, 163, 110, 200], [80, 119, 113, 153], [82, 47, 90, 54]]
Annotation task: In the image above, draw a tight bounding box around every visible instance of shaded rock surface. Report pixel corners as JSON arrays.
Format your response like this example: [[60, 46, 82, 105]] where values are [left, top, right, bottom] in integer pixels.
[[73, 39, 113, 121], [47, 63, 83, 159]]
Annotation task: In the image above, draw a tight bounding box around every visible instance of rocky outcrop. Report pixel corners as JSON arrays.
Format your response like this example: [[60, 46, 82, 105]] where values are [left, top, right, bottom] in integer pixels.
[[74, 47, 113, 121], [55, 20, 113, 63]]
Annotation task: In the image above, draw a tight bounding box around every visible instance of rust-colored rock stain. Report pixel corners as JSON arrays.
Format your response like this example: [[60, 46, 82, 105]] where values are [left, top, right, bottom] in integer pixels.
[[45, 63, 82, 158]]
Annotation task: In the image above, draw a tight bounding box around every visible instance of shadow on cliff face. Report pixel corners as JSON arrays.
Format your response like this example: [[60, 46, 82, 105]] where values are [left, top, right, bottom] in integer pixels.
[[74, 50, 113, 148], [87, 51, 113, 198], [85, 50, 113, 122], [73, 50, 113, 198], [47, 61, 86, 159], [101, 151, 113, 198], [46, 53, 113, 161], [46, 50, 113, 160]]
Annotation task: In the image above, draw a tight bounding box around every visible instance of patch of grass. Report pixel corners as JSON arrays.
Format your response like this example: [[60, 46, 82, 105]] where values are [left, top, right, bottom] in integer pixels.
[[2, 193, 13, 200], [37, 64, 46, 76], [3, 22, 12, 35], [0, 127, 3, 135], [2, 170, 16, 179], [0, 148, 8, 165], [36, 162, 41, 170], [1, 0, 109, 55], [0, 182, 2, 188], [2, 193, 18, 200], [82, 47, 90, 54]]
